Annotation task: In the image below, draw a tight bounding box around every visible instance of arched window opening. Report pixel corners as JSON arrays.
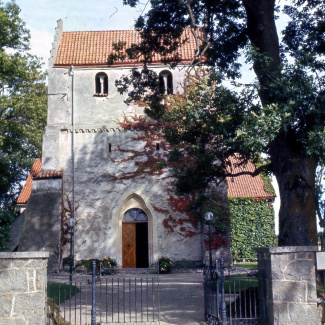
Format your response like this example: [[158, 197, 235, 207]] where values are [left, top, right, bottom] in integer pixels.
[[95, 72, 108, 96], [123, 208, 148, 221], [159, 70, 173, 95]]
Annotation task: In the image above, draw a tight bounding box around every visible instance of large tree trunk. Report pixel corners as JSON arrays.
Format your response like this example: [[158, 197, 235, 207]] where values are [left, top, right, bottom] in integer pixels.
[[270, 136, 318, 246], [242, 0, 318, 245]]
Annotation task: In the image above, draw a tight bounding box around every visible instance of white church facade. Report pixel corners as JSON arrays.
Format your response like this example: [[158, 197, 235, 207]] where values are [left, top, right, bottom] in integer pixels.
[[16, 21, 230, 271]]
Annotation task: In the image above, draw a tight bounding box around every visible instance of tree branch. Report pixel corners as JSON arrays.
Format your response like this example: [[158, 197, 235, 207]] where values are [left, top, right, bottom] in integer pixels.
[[224, 163, 271, 178], [186, 0, 211, 68]]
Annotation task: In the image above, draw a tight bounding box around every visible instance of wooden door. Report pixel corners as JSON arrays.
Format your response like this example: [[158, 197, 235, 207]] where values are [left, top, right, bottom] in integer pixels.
[[122, 223, 136, 268]]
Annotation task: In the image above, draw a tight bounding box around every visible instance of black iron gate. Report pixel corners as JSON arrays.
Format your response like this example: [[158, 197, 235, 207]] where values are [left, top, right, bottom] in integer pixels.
[[204, 259, 261, 325], [47, 262, 160, 325]]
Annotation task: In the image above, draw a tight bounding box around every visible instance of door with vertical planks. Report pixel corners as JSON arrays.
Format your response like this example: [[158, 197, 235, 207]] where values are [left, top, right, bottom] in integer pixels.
[[122, 223, 136, 268]]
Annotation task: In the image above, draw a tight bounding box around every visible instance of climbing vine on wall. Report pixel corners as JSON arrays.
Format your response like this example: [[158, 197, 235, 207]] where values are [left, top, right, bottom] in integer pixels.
[[229, 197, 276, 261], [108, 114, 230, 240], [153, 192, 200, 238], [58, 194, 80, 270]]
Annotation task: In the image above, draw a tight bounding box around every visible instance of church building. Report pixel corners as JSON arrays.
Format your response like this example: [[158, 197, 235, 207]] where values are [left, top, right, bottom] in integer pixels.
[[17, 20, 227, 270], [15, 21, 274, 271]]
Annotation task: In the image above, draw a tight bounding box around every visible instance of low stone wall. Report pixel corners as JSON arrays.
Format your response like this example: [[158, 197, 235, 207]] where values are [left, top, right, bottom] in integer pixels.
[[0, 252, 49, 325], [256, 246, 319, 325]]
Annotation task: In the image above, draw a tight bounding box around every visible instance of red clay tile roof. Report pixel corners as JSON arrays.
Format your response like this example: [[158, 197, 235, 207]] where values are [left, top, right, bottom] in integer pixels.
[[226, 157, 274, 199], [34, 170, 62, 180], [54, 28, 203, 67], [17, 159, 62, 205], [17, 158, 42, 204]]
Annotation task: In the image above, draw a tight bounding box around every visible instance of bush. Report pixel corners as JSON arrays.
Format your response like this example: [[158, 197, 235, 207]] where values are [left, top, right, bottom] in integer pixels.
[[159, 257, 172, 274], [81, 257, 117, 273], [229, 198, 276, 262]]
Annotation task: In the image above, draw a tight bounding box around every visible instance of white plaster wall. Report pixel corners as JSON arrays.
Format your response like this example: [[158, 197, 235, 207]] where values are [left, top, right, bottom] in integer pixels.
[[43, 64, 187, 171], [59, 130, 204, 265], [42, 63, 205, 266]]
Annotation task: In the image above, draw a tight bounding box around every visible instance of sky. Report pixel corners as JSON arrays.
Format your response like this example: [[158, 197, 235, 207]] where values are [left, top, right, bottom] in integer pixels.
[[11, 0, 149, 67], [8, 0, 283, 233]]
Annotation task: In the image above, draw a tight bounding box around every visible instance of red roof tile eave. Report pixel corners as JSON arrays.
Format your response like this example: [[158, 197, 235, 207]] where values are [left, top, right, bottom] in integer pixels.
[[53, 59, 194, 68], [17, 158, 42, 204]]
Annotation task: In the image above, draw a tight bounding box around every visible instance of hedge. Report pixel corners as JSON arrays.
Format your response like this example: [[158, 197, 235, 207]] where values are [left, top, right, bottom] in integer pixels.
[[229, 197, 276, 261]]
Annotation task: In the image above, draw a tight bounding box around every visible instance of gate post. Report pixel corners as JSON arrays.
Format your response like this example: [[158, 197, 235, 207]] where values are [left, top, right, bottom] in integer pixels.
[[256, 246, 319, 325], [91, 260, 96, 325], [220, 258, 227, 325], [0, 252, 49, 325]]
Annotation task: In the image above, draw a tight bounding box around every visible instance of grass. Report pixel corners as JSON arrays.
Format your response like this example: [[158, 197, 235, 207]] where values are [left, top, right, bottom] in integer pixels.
[[47, 282, 80, 304], [206, 275, 258, 294], [234, 262, 258, 271]]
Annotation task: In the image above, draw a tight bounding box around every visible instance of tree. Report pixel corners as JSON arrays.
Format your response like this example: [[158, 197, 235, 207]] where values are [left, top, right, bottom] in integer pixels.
[[115, 0, 325, 246], [0, 1, 47, 250]]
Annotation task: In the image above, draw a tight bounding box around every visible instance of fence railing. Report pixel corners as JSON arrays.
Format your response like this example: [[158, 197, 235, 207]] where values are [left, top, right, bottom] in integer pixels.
[[204, 259, 260, 325], [47, 261, 160, 325]]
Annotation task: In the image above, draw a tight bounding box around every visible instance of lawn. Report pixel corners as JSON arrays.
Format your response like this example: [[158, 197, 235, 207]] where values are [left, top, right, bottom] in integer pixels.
[[206, 275, 258, 294], [47, 282, 79, 304], [234, 262, 258, 271]]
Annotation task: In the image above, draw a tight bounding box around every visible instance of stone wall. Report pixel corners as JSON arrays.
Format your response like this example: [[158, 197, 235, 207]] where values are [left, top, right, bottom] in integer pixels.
[[19, 179, 62, 272], [0, 252, 49, 325], [256, 246, 319, 325]]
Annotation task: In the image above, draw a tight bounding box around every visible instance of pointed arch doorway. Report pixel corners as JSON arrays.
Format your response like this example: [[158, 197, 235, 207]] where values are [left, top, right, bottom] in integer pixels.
[[122, 208, 149, 268]]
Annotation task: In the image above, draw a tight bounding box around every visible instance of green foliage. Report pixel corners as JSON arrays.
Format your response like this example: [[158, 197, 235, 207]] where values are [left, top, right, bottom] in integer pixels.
[[202, 191, 229, 235], [0, 1, 47, 250], [0, 1, 30, 51], [118, 0, 325, 245], [0, 207, 12, 250], [254, 156, 276, 196], [163, 69, 255, 194], [235, 262, 258, 271], [159, 257, 172, 274], [81, 257, 117, 272], [229, 198, 276, 261], [206, 276, 258, 294]]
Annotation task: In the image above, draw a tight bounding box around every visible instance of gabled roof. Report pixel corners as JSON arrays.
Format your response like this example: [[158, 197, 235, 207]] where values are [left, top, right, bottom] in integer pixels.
[[17, 159, 62, 205], [17, 158, 42, 205], [226, 157, 274, 199], [54, 28, 202, 67]]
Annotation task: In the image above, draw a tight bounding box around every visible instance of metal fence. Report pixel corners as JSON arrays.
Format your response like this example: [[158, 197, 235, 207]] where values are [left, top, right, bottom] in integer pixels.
[[47, 261, 160, 325], [204, 259, 261, 325]]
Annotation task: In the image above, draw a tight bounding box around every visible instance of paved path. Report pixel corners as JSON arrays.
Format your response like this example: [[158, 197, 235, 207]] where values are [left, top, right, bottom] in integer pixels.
[[48, 271, 206, 325], [158, 272, 205, 325]]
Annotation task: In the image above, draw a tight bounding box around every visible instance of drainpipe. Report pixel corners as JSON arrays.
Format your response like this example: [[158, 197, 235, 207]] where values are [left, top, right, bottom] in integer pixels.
[[69, 65, 75, 266]]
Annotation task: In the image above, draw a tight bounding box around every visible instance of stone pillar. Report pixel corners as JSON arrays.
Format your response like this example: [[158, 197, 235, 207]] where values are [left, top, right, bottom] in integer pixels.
[[0, 252, 49, 325], [256, 246, 319, 325]]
